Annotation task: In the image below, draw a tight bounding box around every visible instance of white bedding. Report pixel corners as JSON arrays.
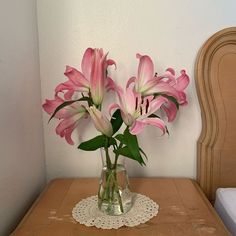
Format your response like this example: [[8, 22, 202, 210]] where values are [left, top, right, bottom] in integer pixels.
[[215, 188, 236, 235]]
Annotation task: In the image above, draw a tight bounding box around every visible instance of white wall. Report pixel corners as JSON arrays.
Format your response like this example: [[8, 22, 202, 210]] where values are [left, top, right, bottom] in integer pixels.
[[38, 0, 236, 181], [0, 0, 46, 235]]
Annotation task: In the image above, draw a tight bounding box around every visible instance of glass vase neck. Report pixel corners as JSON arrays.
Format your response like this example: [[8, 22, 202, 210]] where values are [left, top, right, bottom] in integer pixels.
[[100, 147, 125, 169]]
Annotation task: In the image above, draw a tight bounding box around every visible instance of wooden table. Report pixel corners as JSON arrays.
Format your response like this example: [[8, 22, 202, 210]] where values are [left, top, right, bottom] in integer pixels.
[[12, 178, 230, 236]]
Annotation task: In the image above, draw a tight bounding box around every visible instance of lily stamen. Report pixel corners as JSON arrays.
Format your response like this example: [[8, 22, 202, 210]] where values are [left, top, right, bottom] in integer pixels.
[[135, 97, 138, 110], [146, 99, 149, 114]]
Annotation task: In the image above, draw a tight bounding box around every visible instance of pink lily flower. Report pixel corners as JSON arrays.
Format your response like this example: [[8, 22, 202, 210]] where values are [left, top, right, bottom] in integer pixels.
[[162, 69, 189, 105], [109, 87, 168, 135], [55, 48, 117, 105], [157, 69, 190, 122], [127, 54, 189, 105], [42, 95, 87, 145], [87, 106, 113, 137]]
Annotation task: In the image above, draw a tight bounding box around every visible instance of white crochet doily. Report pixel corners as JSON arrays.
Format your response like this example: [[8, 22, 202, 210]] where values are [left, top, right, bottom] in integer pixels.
[[72, 193, 159, 229]]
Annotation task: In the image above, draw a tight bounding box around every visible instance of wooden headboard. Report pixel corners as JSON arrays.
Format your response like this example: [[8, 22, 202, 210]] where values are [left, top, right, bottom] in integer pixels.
[[195, 27, 236, 202]]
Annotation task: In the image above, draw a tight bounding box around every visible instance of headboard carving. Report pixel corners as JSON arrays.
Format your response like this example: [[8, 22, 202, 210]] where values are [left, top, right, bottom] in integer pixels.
[[195, 27, 236, 201]]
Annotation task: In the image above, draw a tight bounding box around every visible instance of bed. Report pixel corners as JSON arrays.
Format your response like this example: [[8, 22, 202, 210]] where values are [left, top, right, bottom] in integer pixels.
[[195, 27, 236, 235]]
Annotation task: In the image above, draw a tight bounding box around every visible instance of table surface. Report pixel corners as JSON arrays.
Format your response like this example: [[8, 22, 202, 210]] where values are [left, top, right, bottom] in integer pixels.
[[12, 178, 230, 236]]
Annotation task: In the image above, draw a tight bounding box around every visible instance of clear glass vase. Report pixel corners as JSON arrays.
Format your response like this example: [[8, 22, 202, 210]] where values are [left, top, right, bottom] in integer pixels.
[[98, 148, 133, 215]]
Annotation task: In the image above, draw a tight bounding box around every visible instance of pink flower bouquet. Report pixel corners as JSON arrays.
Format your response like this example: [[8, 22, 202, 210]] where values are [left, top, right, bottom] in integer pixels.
[[43, 48, 189, 215]]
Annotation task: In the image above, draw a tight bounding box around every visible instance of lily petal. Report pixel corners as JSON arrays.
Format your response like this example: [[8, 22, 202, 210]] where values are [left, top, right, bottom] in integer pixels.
[[64, 122, 78, 145], [55, 81, 88, 99], [90, 49, 106, 105], [129, 120, 146, 135], [56, 116, 78, 137], [178, 91, 188, 105], [106, 59, 116, 68], [166, 67, 175, 75], [87, 106, 113, 137], [126, 76, 136, 89], [146, 82, 181, 100], [136, 54, 154, 91], [161, 100, 178, 122], [43, 94, 87, 145], [140, 77, 158, 94], [130, 118, 166, 135], [64, 65, 90, 89], [108, 103, 121, 116], [42, 96, 64, 118], [174, 70, 190, 91], [64, 90, 75, 100], [81, 48, 94, 79], [56, 121, 76, 145], [141, 118, 166, 134], [145, 96, 168, 116], [125, 87, 138, 114], [105, 77, 120, 93], [119, 87, 142, 117], [156, 70, 176, 83]]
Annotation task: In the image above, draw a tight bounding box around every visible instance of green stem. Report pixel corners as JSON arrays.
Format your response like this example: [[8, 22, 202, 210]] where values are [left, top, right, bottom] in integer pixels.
[[105, 138, 112, 169], [110, 173, 124, 213], [99, 169, 124, 213], [98, 139, 125, 214], [98, 171, 113, 208], [113, 142, 123, 170]]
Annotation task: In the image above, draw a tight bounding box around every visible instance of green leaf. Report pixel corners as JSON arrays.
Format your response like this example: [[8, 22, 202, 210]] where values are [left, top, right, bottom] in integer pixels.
[[114, 146, 145, 165], [110, 109, 123, 134], [78, 135, 106, 151], [123, 128, 145, 165], [48, 97, 91, 122], [114, 134, 125, 144], [114, 133, 147, 165], [108, 137, 117, 147], [139, 147, 148, 160], [78, 136, 116, 151]]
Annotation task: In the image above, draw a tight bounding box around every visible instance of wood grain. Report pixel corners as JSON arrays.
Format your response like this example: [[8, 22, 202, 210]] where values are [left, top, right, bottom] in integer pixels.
[[12, 178, 229, 236], [195, 27, 236, 201]]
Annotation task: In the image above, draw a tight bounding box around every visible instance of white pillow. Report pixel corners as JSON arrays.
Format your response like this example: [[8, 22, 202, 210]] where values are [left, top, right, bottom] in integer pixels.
[[214, 188, 236, 235]]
